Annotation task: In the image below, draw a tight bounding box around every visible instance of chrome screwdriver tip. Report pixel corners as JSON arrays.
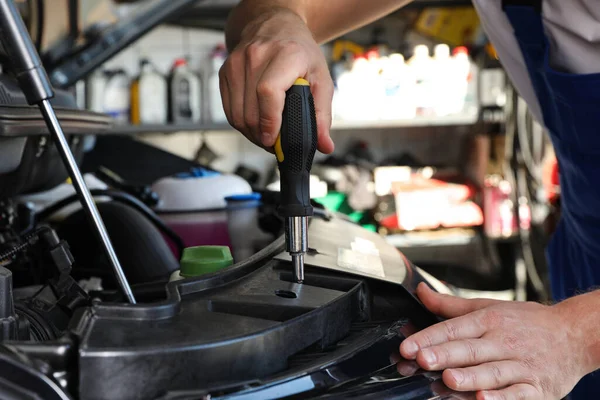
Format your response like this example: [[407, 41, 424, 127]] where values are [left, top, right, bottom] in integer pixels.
[[292, 253, 304, 284]]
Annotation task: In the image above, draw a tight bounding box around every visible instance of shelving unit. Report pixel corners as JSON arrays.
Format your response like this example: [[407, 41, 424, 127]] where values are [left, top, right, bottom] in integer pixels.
[[102, 114, 480, 135]]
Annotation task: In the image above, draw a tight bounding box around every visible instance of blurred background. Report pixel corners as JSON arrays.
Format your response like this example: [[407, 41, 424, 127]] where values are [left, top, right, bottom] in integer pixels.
[[10, 0, 559, 302]]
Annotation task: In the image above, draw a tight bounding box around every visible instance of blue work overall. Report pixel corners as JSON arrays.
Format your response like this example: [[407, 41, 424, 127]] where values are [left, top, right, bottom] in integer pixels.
[[503, 1, 600, 397]]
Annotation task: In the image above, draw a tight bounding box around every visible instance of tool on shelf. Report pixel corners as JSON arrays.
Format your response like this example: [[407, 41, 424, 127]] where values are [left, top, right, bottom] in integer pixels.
[[275, 78, 318, 284], [0, 0, 136, 304]]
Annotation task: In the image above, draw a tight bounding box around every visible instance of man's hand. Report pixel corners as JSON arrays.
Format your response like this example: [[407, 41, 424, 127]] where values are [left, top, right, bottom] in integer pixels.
[[400, 283, 596, 400], [219, 8, 335, 153]]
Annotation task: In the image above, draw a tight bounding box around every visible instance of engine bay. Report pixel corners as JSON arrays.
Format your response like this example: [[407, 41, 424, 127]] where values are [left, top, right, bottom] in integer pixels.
[[0, 83, 446, 397], [0, 4, 454, 397], [0, 182, 445, 399]]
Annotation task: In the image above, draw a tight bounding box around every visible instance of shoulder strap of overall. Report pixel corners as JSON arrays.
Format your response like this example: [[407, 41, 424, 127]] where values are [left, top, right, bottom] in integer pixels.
[[502, 0, 542, 13]]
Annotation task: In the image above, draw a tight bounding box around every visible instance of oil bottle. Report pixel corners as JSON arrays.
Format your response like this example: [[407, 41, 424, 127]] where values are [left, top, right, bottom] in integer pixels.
[[168, 58, 201, 124], [130, 59, 168, 125]]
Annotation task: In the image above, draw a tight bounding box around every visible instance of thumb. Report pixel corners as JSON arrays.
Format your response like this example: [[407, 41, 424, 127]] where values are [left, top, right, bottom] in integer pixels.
[[416, 282, 503, 319]]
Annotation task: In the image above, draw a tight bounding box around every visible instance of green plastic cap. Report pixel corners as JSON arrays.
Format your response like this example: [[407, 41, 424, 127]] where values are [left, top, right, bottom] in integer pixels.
[[180, 246, 234, 278]]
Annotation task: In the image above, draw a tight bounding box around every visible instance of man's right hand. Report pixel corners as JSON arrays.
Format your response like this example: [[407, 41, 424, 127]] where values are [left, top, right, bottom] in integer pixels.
[[219, 8, 335, 154]]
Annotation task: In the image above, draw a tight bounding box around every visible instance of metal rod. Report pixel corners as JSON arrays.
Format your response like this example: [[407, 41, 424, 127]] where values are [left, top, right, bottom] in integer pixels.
[[39, 100, 136, 304]]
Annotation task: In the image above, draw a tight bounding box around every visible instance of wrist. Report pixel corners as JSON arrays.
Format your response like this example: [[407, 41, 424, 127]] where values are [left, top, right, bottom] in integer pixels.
[[554, 291, 600, 375], [247, 7, 309, 38], [227, 4, 309, 51]]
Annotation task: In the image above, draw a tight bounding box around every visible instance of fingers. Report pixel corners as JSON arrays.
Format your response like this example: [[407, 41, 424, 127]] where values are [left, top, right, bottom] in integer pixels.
[[477, 384, 541, 400], [221, 52, 249, 139], [243, 43, 265, 144], [220, 37, 335, 153], [430, 380, 477, 400], [417, 283, 503, 319], [443, 361, 527, 392], [309, 70, 335, 154], [256, 50, 307, 147], [219, 69, 232, 127], [400, 313, 486, 360], [396, 360, 419, 377], [416, 339, 507, 371]]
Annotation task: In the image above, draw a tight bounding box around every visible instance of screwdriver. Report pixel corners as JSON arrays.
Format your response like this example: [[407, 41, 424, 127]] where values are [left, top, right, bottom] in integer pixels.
[[275, 78, 318, 284]]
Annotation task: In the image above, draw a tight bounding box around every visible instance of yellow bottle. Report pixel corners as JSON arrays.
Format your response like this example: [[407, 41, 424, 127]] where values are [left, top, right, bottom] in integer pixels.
[[130, 59, 167, 125]]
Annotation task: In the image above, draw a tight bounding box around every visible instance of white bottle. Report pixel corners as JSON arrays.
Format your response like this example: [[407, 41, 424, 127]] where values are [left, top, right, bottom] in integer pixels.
[[136, 60, 168, 125], [169, 58, 201, 124], [432, 44, 453, 116], [450, 46, 473, 115], [350, 56, 378, 121], [87, 69, 107, 113], [103, 69, 130, 125], [208, 46, 228, 124], [368, 53, 387, 121], [380, 53, 417, 120], [408, 45, 434, 117]]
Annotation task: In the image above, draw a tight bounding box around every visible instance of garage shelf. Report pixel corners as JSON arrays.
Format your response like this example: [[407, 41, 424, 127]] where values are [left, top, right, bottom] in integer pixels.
[[102, 114, 479, 135]]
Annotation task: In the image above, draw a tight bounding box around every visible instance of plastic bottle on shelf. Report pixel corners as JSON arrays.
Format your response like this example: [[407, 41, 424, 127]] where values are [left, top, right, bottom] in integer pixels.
[[356, 54, 380, 121], [335, 55, 370, 121], [366, 50, 386, 120], [103, 69, 130, 125], [130, 59, 168, 125], [380, 53, 416, 120], [450, 46, 473, 115], [168, 58, 202, 124], [432, 44, 453, 116], [463, 48, 479, 117], [208, 45, 228, 124], [86, 69, 108, 113], [332, 56, 352, 121], [333, 57, 354, 121], [407, 45, 435, 117]]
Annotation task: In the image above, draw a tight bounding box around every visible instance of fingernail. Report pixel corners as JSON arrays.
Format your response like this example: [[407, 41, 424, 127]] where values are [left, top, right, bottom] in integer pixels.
[[481, 392, 496, 400], [421, 349, 437, 367], [402, 340, 419, 357], [397, 363, 418, 376], [450, 370, 464, 385]]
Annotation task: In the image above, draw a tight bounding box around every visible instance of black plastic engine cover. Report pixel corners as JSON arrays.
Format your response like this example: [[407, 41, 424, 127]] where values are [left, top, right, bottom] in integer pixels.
[[71, 217, 438, 400], [75, 257, 364, 399]]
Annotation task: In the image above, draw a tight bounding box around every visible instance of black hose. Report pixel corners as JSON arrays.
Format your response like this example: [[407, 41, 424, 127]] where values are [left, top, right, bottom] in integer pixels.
[[37, 190, 185, 258]]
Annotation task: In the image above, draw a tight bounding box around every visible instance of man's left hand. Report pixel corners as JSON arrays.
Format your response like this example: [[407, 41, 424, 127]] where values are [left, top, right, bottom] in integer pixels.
[[400, 283, 597, 400]]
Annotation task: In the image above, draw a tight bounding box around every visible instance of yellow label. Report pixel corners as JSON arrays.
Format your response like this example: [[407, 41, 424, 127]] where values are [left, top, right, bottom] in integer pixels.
[[415, 7, 480, 46], [275, 134, 284, 162]]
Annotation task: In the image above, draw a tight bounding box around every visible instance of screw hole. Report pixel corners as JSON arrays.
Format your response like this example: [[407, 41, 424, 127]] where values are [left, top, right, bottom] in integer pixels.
[[275, 290, 297, 299]]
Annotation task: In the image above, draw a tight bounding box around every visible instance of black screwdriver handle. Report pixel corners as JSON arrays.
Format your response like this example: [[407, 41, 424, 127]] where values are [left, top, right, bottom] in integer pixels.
[[275, 78, 318, 218]]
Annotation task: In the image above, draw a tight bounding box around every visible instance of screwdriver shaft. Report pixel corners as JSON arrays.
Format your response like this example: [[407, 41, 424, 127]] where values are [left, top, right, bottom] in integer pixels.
[[286, 216, 308, 283], [292, 254, 305, 284]]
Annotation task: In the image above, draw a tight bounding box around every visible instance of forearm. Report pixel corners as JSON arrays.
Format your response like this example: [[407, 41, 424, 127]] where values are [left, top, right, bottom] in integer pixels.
[[225, 0, 413, 50]]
